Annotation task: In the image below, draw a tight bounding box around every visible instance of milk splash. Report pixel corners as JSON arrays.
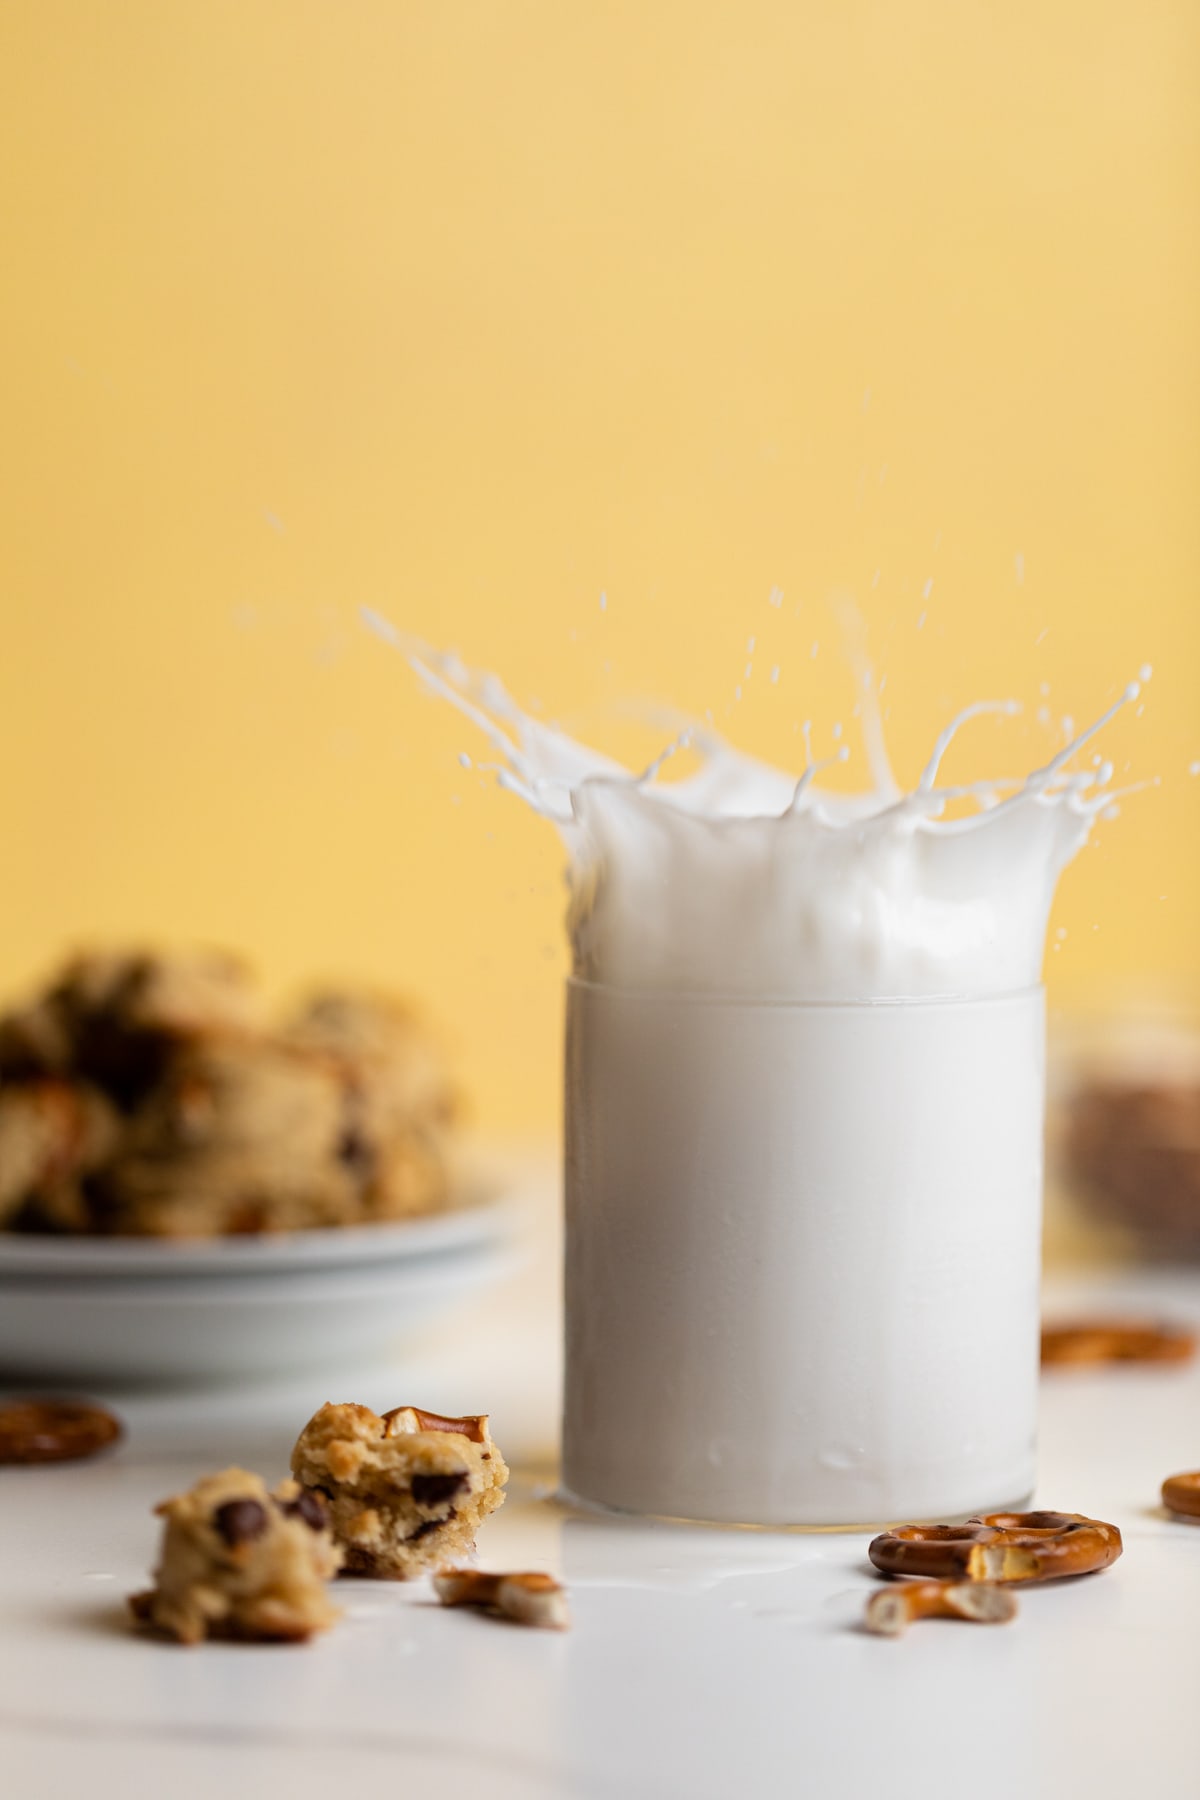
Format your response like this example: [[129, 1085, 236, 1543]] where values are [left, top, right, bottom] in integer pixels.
[[364, 609, 1147, 1001]]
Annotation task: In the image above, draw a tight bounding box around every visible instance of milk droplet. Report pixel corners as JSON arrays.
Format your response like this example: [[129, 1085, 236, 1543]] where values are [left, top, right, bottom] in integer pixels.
[[1015, 552, 1025, 584], [770, 667, 780, 685], [922, 578, 933, 600], [599, 592, 607, 612], [818, 1447, 857, 1471]]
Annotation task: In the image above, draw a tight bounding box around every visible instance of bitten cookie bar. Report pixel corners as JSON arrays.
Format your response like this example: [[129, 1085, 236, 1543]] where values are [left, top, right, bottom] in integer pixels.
[[130, 1467, 342, 1644], [291, 1403, 508, 1578]]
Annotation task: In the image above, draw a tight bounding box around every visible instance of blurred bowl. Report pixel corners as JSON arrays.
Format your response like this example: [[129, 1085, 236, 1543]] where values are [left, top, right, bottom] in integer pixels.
[[0, 1175, 522, 1385], [1048, 1005, 1200, 1261]]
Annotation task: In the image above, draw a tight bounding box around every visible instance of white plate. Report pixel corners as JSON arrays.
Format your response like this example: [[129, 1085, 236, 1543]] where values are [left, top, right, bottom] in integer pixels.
[[0, 1185, 517, 1280], [0, 1170, 526, 1384]]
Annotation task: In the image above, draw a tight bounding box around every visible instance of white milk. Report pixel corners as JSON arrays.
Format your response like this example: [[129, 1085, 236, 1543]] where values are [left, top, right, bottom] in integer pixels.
[[366, 610, 1145, 1524]]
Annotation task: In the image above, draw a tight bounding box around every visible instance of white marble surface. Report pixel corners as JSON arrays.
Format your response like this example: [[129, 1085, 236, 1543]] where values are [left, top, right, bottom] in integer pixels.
[[3, 1149, 1199, 1800]]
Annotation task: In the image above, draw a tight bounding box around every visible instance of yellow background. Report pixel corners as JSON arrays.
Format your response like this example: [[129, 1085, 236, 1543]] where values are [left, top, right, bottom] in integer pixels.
[[1, 3, 1197, 1128]]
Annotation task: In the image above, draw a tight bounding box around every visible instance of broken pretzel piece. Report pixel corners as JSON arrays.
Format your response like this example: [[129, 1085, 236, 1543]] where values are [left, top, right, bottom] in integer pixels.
[[0, 1397, 123, 1465], [1041, 1320, 1196, 1367], [1161, 1471, 1200, 1520], [433, 1567, 569, 1630], [864, 1579, 1017, 1637]]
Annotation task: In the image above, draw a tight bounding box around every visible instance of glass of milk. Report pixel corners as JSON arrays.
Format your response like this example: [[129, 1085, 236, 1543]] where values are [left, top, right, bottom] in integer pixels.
[[371, 613, 1143, 1526], [563, 981, 1044, 1524]]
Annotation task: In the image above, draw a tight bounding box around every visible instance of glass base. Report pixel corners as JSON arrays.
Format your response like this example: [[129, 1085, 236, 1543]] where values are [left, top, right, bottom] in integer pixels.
[[556, 1482, 1038, 1535]]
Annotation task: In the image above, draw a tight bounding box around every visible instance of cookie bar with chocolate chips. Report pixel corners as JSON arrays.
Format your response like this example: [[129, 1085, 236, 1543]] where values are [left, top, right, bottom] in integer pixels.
[[290, 1402, 508, 1578], [0, 954, 458, 1237], [129, 1467, 342, 1644], [0, 1079, 118, 1230]]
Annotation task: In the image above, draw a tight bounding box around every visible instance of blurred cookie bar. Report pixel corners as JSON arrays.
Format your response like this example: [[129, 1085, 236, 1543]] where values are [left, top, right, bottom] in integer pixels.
[[130, 1467, 342, 1644], [0, 948, 260, 1103], [0, 1079, 118, 1230], [95, 1038, 353, 1235], [285, 989, 457, 1218], [291, 1402, 508, 1578], [0, 952, 456, 1236]]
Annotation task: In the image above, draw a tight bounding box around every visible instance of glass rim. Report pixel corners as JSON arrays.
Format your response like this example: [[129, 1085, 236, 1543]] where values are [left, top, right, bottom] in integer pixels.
[[565, 976, 1045, 1012]]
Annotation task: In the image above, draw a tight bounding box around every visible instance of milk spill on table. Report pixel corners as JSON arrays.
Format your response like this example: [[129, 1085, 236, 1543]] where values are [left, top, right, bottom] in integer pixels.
[[366, 608, 1148, 1524]]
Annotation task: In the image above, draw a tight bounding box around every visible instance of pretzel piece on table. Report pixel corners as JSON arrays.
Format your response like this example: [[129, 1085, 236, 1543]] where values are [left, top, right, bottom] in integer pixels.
[[868, 1511, 1122, 1584], [864, 1579, 1018, 1636], [1161, 1472, 1200, 1520]]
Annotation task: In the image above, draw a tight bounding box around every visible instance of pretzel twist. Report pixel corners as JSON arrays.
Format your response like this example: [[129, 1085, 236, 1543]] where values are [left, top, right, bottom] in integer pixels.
[[868, 1510, 1122, 1584]]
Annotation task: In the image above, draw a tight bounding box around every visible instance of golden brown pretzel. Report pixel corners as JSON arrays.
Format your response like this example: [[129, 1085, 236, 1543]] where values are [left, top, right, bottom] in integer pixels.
[[864, 1579, 1018, 1637], [433, 1567, 569, 1629], [1041, 1320, 1196, 1367], [1161, 1472, 1200, 1520], [868, 1510, 1123, 1584], [0, 1398, 124, 1464], [380, 1406, 488, 1443]]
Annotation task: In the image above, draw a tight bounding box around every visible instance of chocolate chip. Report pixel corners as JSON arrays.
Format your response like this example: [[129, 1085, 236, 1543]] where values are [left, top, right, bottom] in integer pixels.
[[282, 1489, 329, 1531], [411, 1471, 469, 1508], [405, 1518, 442, 1542], [214, 1498, 269, 1547], [337, 1125, 375, 1177]]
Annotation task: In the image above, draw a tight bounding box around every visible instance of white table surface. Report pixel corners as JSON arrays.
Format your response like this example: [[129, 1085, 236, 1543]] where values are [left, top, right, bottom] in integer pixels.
[[3, 1147, 1198, 1800]]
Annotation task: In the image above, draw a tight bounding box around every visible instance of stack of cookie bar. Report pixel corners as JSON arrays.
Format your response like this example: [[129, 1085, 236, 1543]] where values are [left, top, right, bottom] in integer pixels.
[[0, 949, 457, 1236]]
